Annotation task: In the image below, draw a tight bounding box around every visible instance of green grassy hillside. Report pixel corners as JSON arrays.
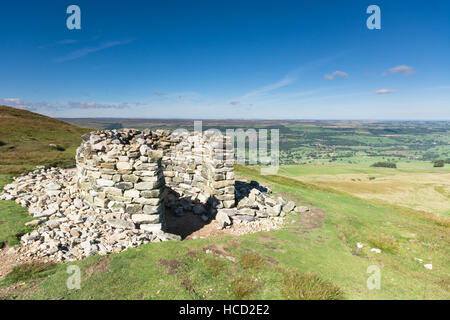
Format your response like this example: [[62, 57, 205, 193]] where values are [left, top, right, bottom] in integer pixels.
[[0, 105, 91, 174], [0, 108, 448, 299], [1, 165, 448, 299]]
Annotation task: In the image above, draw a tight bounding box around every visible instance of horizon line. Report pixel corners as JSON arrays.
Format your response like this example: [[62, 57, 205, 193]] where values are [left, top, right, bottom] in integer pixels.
[[58, 117, 450, 122]]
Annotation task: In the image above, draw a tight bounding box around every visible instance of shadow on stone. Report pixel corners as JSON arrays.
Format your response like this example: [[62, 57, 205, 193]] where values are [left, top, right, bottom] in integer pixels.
[[235, 180, 270, 201], [162, 188, 220, 239], [163, 180, 272, 239]]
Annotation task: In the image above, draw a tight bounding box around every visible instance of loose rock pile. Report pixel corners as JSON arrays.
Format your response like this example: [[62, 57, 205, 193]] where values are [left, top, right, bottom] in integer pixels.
[[1, 167, 180, 262], [216, 180, 298, 229], [1, 168, 298, 262]]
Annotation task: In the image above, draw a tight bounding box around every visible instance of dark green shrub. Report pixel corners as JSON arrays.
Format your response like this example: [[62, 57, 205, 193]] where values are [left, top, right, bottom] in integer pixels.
[[371, 162, 397, 168], [433, 160, 444, 167]]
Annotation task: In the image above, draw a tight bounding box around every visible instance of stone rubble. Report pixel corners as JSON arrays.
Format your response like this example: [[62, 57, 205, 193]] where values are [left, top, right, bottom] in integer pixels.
[[1, 167, 179, 262], [220, 217, 284, 236], [1, 166, 299, 263]]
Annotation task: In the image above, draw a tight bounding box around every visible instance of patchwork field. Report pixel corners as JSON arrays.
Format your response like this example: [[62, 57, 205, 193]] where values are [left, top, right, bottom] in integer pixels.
[[278, 163, 450, 216], [63, 118, 450, 167]]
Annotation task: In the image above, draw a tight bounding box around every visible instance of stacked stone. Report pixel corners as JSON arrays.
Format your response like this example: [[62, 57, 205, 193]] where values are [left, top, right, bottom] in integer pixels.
[[161, 130, 235, 218], [162, 131, 205, 203], [75, 129, 167, 233], [75, 128, 236, 228], [202, 131, 235, 209]]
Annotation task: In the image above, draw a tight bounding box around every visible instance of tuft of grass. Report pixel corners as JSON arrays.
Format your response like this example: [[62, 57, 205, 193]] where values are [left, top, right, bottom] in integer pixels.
[[229, 276, 259, 299], [239, 252, 265, 270], [436, 278, 449, 292], [2, 262, 57, 285], [368, 235, 398, 253], [204, 258, 227, 277], [281, 271, 343, 300], [424, 214, 450, 228]]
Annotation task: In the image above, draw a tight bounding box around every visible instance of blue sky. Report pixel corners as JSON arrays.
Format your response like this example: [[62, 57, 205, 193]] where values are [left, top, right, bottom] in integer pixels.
[[0, 0, 449, 119]]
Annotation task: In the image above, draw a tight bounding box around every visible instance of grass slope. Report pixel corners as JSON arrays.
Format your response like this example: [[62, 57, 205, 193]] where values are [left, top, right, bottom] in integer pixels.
[[0, 105, 91, 174], [278, 163, 450, 216], [1, 165, 448, 299], [0, 172, 33, 248], [0, 109, 448, 299]]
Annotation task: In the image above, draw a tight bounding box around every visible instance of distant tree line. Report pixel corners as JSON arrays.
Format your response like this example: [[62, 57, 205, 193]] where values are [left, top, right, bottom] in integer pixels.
[[371, 162, 397, 168]]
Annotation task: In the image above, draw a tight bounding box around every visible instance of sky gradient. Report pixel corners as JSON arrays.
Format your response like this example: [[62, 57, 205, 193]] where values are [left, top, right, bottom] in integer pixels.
[[0, 0, 449, 119]]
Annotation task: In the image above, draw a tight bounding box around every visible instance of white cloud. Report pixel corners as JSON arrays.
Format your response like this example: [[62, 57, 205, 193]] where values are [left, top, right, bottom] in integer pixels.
[[55, 39, 133, 62], [56, 39, 78, 45], [238, 53, 346, 100], [0, 98, 38, 111], [1, 98, 141, 111], [241, 75, 296, 98], [67, 101, 136, 109], [382, 65, 415, 76], [324, 70, 348, 80], [375, 89, 396, 94]]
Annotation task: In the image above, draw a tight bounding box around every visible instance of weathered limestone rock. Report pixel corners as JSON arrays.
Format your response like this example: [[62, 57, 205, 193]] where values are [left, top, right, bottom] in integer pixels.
[[131, 214, 160, 224], [216, 210, 231, 229], [140, 223, 162, 232], [106, 218, 135, 230], [295, 206, 310, 213], [283, 201, 296, 213]]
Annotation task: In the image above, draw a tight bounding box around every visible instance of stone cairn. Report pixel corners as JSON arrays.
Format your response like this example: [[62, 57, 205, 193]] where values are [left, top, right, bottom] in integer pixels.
[[1, 128, 303, 262], [76, 128, 235, 233]]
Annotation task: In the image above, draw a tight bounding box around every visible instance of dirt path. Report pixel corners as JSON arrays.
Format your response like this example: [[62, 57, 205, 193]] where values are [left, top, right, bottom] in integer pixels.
[[0, 246, 21, 280]]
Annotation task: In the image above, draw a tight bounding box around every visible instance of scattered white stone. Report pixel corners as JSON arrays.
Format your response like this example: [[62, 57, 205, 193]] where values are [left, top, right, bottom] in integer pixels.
[[295, 206, 310, 213], [1, 165, 291, 264], [96, 179, 114, 187], [357, 242, 364, 249], [0, 167, 164, 262], [45, 182, 61, 190], [370, 248, 381, 253], [424, 264, 432, 270]]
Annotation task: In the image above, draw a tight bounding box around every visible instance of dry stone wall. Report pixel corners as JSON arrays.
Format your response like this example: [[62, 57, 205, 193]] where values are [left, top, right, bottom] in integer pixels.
[[75, 128, 235, 233]]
